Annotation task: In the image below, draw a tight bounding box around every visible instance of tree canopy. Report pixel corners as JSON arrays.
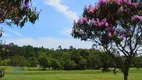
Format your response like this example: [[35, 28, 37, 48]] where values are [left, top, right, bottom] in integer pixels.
[[72, 0, 142, 80], [0, 0, 40, 27]]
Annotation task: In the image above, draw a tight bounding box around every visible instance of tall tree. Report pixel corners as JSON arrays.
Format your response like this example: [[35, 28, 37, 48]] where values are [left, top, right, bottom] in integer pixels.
[[72, 0, 142, 80]]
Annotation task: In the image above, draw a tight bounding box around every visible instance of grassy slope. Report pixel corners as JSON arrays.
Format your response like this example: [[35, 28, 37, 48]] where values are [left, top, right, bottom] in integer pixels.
[[0, 67, 142, 80]]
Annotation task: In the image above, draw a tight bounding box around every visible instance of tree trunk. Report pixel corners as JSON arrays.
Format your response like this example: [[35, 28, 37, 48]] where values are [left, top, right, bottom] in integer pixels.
[[123, 67, 129, 80], [124, 73, 128, 80]]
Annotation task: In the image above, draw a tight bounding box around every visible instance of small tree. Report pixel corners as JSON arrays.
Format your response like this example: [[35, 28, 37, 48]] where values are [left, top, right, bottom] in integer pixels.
[[72, 0, 142, 80]]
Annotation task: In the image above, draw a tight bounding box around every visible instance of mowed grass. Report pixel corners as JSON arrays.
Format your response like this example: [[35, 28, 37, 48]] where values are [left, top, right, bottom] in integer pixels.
[[0, 66, 142, 80]]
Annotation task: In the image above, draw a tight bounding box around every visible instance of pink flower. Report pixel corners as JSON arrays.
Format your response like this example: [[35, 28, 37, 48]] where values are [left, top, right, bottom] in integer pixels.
[[74, 20, 77, 25], [94, 4, 99, 10], [78, 17, 87, 24], [120, 34, 125, 39], [99, 0, 108, 4], [102, 18, 107, 22], [131, 15, 142, 21], [88, 8, 94, 14], [119, 6, 124, 12], [23, 2, 29, 9], [98, 22, 102, 26], [131, 3, 137, 7], [114, 31, 117, 35], [105, 22, 109, 27], [131, 16, 136, 21], [107, 25, 113, 31], [124, 0, 128, 3], [87, 4, 94, 14], [88, 4, 93, 9], [138, 16, 142, 20], [127, 0, 132, 5], [108, 33, 112, 37], [91, 19, 97, 26], [115, 0, 122, 5], [96, 18, 100, 23], [83, 17, 87, 22], [78, 19, 83, 24]]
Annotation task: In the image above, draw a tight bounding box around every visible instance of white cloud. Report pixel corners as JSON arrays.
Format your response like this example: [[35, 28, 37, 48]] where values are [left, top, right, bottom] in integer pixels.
[[5, 28, 24, 37], [6, 37, 93, 49], [2, 33, 10, 37], [61, 28, 72, 36], [45, 0, 79, 21]]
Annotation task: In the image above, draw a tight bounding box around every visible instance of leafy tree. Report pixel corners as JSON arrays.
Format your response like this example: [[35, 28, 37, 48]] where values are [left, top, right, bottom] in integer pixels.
[[72, 0, 142, 80], [51, 59, 63, 70], [38, 57, 49, 70], [134, 56, 142, 69], [27, 57, 38, 69], [71, 50, 81, 64], [69, 46, 74, 50], [57, 45, 62, 50], [88, 54, 102, 69], [0, 59, 11, 66], [100, 52, 111, 72], [77, 58, 87, 70], [64, 60, 76, 70], [11, 56, 27, 67]]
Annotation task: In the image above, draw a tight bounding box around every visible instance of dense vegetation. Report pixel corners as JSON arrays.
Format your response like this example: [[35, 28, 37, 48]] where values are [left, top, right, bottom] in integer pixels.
[[0, 43, 142, 71]]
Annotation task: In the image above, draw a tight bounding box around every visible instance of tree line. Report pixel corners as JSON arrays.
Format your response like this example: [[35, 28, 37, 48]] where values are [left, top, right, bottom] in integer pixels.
[[0, 43, 142, 71]]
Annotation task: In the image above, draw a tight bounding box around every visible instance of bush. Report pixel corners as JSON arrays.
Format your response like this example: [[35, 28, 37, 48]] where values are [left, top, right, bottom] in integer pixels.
[[64, 60, 76, 70], [51, 59, 63, 70]]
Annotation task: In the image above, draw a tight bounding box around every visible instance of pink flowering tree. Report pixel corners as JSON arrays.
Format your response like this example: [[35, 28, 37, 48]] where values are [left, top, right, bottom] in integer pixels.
[[72, 0, 142, 80]]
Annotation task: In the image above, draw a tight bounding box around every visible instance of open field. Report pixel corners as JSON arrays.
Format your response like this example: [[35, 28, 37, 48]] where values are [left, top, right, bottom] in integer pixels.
[[0, 67, 142, 80]]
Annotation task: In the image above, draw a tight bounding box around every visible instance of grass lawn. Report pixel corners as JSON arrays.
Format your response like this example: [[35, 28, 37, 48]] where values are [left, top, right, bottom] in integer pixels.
[[0, 67, 142, 80]]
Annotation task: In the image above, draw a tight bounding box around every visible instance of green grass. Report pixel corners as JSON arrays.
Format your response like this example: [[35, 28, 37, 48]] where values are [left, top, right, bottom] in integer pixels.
[[0, 66, 142, 80]]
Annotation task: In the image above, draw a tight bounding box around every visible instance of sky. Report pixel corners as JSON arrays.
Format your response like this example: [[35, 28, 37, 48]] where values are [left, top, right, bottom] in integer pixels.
[[0, 0, 98, 49]]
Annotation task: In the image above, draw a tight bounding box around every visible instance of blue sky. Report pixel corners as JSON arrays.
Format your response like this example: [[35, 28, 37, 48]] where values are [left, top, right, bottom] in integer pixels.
[[1, 0, 98, 49]]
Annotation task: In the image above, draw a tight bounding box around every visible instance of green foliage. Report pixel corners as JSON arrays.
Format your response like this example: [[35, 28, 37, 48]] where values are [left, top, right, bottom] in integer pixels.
[[0, 59, 11, 66], [11, 56, 27, 67], [38, 57, 49, 70], [27, 57, 38, 68], [51, 59, 63, 70], [64, 60, 76, 70], [0, 43, 142, 71], [77, 58, 87, 70]]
